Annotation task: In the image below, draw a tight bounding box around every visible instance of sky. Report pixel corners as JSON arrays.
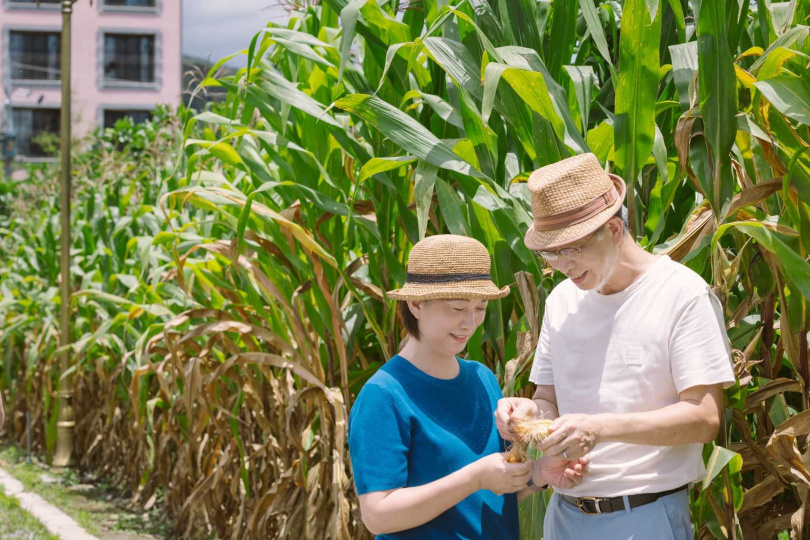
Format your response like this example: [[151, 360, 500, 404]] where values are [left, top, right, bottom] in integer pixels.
[[182, 0, 289, 67]]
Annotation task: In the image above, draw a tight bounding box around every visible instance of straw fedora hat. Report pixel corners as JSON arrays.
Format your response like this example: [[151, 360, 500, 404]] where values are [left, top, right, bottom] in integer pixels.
[[524, 153, 626, 251], [387, 235, 510, 301]]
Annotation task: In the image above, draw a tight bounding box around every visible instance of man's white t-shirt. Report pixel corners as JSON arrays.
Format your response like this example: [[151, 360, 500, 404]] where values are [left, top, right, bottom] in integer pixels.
[[529, 255, 736, 497]]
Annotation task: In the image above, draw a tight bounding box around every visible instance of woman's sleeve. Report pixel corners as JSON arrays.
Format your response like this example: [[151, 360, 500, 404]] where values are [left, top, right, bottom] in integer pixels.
[[349, 383, 411, 495]]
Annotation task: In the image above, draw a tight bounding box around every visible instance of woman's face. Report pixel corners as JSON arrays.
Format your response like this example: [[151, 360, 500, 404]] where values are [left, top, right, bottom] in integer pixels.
[[409, 298, 488, 357]]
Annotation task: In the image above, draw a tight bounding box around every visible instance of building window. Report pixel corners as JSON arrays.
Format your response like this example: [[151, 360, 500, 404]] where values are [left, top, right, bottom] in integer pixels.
[[102, 0, 156, 5], [103, 34, 155, 84], [12, 108, 60, 157], [9, 31, 61, 82], [103, 109, 153, 128]]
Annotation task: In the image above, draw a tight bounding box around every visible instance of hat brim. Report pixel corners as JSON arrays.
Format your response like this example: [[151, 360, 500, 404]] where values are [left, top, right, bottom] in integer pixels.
[[387, 280, 510, 301], [524, 173, 626, 251]]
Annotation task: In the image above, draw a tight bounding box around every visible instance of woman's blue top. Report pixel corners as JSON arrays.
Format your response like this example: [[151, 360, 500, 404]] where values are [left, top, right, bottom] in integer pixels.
[[348, 355, 519, 539]]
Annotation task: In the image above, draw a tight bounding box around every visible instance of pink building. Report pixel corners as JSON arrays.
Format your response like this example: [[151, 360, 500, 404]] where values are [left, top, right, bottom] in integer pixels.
[[0, 0, 182, 157]]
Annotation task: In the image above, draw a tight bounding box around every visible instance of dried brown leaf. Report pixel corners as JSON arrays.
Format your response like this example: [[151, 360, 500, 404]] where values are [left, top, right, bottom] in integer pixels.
[[743, 378, 803, 413], [739, 475, 785, 514], [766, 434, 810, 487]]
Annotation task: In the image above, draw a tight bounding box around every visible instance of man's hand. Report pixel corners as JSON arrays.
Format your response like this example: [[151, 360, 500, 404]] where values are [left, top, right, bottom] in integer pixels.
[[494, 397, 538, 441], [534, 454, 590, 490], [540, 414, 601, 460]]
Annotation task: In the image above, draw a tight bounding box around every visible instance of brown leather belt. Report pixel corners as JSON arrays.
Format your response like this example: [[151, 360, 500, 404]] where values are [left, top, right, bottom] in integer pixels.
[[561, 485, 688, 515]]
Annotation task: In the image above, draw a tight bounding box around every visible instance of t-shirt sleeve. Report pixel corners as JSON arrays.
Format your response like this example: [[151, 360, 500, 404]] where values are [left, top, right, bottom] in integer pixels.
[[669, 289, 737, 393], [529, 307, 554, 386], [348, 382, 411, 495]]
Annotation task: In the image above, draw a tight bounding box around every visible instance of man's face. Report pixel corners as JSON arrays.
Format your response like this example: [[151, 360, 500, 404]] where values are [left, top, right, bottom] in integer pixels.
[[543, 220, 622, 291]]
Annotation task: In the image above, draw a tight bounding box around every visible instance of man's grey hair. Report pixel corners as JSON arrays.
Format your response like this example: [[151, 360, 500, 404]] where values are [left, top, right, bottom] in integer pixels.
[[613, 205, 629, 233]]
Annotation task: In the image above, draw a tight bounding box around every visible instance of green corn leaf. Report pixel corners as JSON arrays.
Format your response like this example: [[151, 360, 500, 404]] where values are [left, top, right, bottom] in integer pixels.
[[702, 446, 741, 490], [185, 139, 245, 168], [755, 74, 810, 125], [435, 178, 470, 236], [414, 161, 439, 239], [564, 65, 595, 134], [697, 0, 738, 217], [358, 156, 418, 184], [578, 0, 617, 76], [714, 222, 810, 299], [422, 37, 484, 99], [615, 0, 662, 232], [335, 93, 487, 179], [669, 41, 698, 110], [339, 0, 366, 81], [546, 0, 578, 80]]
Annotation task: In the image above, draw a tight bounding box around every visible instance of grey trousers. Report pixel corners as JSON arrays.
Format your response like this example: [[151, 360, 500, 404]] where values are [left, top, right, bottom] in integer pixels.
[[543, 489, 693, 540]]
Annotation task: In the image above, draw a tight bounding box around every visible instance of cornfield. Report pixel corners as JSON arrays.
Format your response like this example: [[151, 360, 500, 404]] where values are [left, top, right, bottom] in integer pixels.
[[1, 0, 809, 538]]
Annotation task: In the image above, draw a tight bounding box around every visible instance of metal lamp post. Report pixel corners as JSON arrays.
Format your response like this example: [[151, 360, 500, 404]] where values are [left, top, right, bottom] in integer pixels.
[[52, 0, 77, 467]]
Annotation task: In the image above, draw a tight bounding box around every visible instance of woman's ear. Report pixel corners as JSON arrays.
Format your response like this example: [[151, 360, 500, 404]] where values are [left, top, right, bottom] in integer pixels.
[[407, 300, 423, 319]]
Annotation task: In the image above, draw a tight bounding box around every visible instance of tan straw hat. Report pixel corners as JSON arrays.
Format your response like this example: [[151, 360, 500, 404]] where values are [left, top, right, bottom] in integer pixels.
[[387, 235, 510, 301], [524, 153, 626, 251]]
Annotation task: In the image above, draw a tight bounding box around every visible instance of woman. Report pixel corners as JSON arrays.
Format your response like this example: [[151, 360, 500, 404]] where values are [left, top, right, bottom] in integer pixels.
[[349, 235, 588, 539]]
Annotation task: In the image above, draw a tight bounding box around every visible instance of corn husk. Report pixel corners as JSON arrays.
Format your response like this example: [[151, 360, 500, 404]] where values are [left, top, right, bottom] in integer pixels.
[[506, 416, 553, 463]]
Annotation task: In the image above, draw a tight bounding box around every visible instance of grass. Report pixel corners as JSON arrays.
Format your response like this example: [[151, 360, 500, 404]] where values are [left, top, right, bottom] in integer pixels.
[[0, 443, 171, 539], [0, 484, 58, 540]]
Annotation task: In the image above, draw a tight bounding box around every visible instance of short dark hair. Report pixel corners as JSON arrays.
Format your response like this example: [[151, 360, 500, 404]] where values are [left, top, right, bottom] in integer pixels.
[[398, 301, 421, 340]]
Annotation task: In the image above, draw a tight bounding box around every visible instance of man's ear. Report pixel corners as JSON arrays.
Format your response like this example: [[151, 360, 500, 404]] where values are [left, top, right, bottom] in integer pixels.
[[407, 300, 423, 319], [606, 217, 624, 242]]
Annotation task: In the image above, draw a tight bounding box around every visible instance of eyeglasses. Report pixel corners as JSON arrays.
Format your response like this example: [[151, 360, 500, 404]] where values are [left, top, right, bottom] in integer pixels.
[[535, 228, 604, 262]]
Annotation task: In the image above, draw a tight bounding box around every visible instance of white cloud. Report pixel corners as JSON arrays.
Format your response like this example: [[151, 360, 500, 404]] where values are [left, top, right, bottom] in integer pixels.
[[182, 0, 289, 66]]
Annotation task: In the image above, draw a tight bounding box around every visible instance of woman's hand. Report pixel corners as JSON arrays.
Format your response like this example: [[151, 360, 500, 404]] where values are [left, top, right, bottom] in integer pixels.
[[470, 452, 533, 495], [533, 454, 590, 490], [494, 397, 539, 441]]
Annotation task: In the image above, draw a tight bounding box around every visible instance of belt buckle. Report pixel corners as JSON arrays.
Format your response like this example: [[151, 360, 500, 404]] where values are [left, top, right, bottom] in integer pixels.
[[576, 496, 603, 514]]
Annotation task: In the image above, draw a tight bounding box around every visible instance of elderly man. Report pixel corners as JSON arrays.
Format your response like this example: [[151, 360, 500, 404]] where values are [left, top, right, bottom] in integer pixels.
[[496, 153, 735, 538]]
